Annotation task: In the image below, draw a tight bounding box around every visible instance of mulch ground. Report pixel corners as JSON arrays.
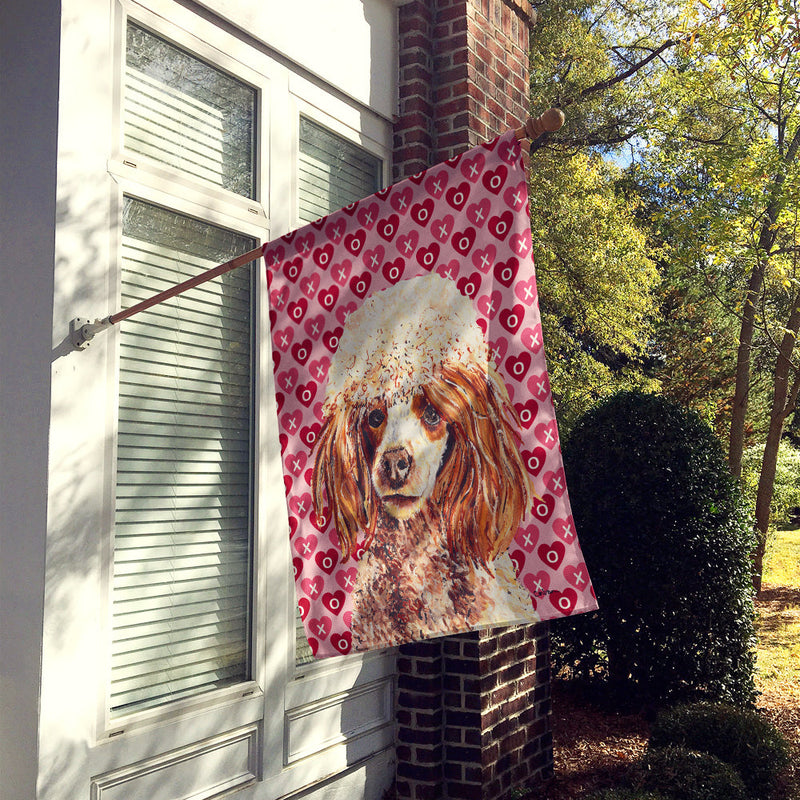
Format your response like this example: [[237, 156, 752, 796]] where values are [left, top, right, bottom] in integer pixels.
[[536, 588, 800, 800]]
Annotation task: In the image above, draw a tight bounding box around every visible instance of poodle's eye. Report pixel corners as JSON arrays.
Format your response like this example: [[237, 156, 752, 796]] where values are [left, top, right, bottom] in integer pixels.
[[367, 408, 386, 428], [422, 404, 441, 427]]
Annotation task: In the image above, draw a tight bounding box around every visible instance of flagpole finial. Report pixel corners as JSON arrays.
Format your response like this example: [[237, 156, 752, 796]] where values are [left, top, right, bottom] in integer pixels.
[[515, 108, 565, 141]]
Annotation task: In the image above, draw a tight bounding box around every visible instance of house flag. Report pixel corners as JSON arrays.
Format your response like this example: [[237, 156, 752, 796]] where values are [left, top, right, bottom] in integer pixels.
[[264, 129, 597, 658]]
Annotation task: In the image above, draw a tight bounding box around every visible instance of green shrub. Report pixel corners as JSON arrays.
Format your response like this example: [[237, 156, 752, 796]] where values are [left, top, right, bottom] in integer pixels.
[[632, 746, 748, 800], [649, 702, 790, 799], [555, 391, 757, 707]]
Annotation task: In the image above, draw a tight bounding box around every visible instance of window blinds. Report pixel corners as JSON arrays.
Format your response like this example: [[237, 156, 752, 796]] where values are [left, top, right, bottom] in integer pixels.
[[110, 198, 255, 715], [294, 118, 382, 665], [125, 23, 256, 199]]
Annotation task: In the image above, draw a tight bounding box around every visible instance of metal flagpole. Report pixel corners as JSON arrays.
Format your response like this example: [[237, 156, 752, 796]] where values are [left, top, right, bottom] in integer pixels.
[[69, 109, 564, 350]]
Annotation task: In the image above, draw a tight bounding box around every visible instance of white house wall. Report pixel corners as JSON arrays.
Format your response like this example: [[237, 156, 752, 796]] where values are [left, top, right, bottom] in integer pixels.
[[0, 1, 399, 799], [193, 0, 398, 121], [0, 0, 61, 797]]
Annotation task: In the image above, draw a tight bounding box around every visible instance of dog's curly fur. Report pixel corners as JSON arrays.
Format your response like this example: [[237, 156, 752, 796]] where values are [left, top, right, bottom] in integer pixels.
[[312, 274, 537, 649]]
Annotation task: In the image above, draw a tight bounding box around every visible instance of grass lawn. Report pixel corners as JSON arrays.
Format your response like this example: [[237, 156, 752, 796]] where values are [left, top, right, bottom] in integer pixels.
[[755, 527, 800, 800], [756, 527, 800, 700]]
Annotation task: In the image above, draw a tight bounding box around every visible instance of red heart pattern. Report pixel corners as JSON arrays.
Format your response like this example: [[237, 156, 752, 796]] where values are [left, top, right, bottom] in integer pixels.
[[264, 129, 596, 658]]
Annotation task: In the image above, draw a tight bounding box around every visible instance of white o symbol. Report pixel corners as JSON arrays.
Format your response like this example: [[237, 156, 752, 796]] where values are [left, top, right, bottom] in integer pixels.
[[495, 220, 508, 236], [465, 281, 476, 295], [323, 555, 334, 570], [501, 266, 513, 282], [301, 388, 313, 403], [291, 305, 303, 320], [328, 335, 339, 349], [490, 174, 502, 189], [512, 360, 525, 376], [546, 549, 559, 565], [383, 222, 395, 237], [319, 251, 329, 265], [418, 207, 429, 222], [459, 235, 471, 251], [422, 252, 434, 266], [296, 346, 309, 362], [322, 294, 333, 308], [536, 500, 549, 518], [306, 430, 316, 445], [506, 312, 519, 329], [453, 190, 465, 206], [527, 454, 540, 471], [336, 638, 348, 651], [356, 279, 367, 294], [519, 408, 532, 424], [389, 266, 400, 279], [558, 596, 571, 611], [288, 263, 299, 278]]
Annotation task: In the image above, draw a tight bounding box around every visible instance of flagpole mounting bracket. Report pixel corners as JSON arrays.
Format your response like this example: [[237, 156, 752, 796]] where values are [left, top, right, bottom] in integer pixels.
[[70, 316, 113, 350]]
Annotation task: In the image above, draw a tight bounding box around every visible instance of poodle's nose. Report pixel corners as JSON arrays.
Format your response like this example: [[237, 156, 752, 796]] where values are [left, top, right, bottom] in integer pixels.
[[382, 448, 412, 487]]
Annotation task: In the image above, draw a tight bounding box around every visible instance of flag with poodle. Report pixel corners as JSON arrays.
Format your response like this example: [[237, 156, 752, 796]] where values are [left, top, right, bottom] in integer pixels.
[[264, 129, 597, 657]]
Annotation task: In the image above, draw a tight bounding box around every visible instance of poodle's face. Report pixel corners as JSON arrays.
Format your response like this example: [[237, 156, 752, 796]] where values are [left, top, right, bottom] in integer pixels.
[[311, 274, 533, 565], [361, 391, 450, 521]]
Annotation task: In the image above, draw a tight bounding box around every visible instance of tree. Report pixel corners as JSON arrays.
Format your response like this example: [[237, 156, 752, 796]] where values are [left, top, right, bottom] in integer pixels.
[[634, 0, 800, 589], [526, 0, 675, 427]]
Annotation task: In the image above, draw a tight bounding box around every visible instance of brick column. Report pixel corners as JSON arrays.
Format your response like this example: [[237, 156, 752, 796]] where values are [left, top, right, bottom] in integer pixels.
[[394, 0, 535, 181], [393, 4, 553, 798]]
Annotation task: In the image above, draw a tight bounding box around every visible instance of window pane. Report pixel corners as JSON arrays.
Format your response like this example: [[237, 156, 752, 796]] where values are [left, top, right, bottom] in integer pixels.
[[295, 120, 382, 665], [125, 23, 256, 198], [111, 197, 255, 716], [298, 117, 381, 222]]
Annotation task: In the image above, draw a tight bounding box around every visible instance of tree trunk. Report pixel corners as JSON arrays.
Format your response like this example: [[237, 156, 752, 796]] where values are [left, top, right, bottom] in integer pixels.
[[728, 127, 800, 479], [729, 265, 765, 478], [753, 300, 800, 593]]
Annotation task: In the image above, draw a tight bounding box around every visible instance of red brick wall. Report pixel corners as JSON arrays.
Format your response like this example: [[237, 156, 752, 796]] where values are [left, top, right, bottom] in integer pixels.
[[394, 0, 535, 181], [395, 626, 553, 800], [392, 4, 552, 798], [392, 3, 552, 798]]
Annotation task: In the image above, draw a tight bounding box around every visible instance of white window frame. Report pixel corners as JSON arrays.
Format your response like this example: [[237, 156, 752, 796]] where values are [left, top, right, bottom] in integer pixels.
[[85, 1, 396, 793], [101, 0, 272, 740]]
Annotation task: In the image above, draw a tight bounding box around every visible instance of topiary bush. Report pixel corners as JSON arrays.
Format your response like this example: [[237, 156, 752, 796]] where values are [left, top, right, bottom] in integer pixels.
[[649, 702, 790, 799], [631, 746, 748, 800], [554, 391, 757, 707]]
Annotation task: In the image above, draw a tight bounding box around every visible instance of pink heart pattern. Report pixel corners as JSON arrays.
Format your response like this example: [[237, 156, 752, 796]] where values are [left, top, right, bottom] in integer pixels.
[[263, 129, 597, 658]]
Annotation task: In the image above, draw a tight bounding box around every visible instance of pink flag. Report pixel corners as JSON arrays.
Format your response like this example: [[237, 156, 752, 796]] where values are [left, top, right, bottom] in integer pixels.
[[265, 130, 597, 657]]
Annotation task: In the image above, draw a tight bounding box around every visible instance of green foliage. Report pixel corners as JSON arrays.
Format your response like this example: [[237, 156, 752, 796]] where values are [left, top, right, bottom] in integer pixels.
[[649, 702, 790, 799], [529, 153, 660, 430], [741, 440, 800, 526], [631, 747, 748, 800], [526, 0, 668, 430], [555, 391, 757, 706]]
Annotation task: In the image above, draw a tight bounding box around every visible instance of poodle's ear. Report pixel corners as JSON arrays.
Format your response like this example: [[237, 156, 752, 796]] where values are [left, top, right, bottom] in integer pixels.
[[428, 364, 532, 565], [311, 405, 377, 561]]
